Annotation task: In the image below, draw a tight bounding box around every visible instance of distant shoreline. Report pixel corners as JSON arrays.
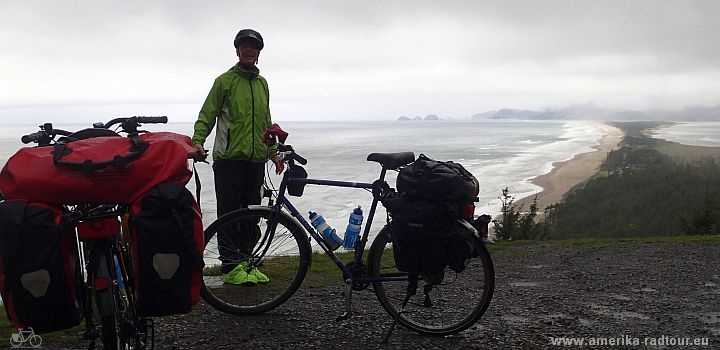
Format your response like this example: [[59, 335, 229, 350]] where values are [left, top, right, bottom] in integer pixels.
[[514, 122, 624, 211]]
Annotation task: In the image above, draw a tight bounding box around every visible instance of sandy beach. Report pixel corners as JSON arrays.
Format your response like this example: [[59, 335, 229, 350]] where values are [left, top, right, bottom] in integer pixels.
[[515, 122, 624, 211]]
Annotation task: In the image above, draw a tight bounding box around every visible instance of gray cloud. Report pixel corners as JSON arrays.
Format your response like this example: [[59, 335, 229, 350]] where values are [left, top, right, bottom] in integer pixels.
[[1, 0, 719, 123]]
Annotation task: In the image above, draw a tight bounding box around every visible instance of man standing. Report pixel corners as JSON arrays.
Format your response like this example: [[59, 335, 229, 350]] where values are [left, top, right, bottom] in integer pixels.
[[192, 29, 284, 285]]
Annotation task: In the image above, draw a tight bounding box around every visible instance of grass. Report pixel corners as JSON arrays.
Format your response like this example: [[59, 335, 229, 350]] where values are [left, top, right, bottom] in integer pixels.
[[301, 250, 359, 288], [557, 234, 720, 246], [0, 305, 83, 345], [487, 234, 720, 253], [202, 249, 364, 289]]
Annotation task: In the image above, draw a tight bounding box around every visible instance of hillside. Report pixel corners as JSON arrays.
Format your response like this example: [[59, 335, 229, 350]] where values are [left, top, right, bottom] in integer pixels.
[[538, 121, 720, 239]]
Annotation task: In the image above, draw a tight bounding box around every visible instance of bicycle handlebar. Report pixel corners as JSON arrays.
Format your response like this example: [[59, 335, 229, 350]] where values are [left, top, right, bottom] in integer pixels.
[[21, 125, 72, 144], [20, 116, 168, 145], [21, 131, 47, 144], [278, 144, 307, 165], [104, 116, 167, 129], [292, 152, 308, 165]]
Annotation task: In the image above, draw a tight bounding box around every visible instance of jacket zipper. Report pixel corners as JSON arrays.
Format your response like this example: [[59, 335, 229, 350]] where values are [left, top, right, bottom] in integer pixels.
[[249, 79, 256, 160]]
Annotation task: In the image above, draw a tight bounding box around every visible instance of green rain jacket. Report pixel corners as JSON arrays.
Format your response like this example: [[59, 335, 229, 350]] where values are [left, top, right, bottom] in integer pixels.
[[192, 64, 276, 163]]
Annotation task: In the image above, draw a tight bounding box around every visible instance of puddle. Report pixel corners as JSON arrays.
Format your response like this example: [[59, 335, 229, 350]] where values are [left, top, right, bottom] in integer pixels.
[[577, 318, 594, 327], [609, 294, 632, 301], [615, 311, 650, 320], [697, 313, 720, 324], [509, 281, 541, 287], [586, 303, 650, 320], [542, 313, 568, 319], [501, 315, 529, 325], [526, 265, 549, 269]]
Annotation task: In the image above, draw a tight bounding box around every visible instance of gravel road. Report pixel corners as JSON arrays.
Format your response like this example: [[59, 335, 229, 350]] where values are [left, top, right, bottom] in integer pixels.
[[44, 240, 720, 349]]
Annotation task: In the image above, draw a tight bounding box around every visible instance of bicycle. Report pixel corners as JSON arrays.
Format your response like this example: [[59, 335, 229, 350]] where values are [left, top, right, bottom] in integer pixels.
[[10, 327, 42, 348], [67, 203, 152, 349], [18, 116, 172, 349], [200, 125, 495, 338]]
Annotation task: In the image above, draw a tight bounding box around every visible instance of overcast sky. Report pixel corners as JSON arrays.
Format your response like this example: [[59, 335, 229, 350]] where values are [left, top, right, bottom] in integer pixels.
[[1, 0, 719, 124]]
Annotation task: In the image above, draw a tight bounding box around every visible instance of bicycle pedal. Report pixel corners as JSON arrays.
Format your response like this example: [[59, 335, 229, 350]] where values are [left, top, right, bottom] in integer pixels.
[[335, 311, 352, 321]]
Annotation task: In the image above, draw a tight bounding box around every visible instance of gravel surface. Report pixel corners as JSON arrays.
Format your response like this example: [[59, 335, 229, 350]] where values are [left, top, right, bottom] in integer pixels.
[[44, 240, 720, 349]]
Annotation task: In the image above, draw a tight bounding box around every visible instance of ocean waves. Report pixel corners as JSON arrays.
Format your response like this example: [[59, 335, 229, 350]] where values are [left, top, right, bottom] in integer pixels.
[[0, 120, 609, 242]]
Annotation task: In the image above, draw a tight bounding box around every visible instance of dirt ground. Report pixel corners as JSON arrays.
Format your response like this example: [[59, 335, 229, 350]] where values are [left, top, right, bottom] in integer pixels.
[[42, 240, 720, 349]]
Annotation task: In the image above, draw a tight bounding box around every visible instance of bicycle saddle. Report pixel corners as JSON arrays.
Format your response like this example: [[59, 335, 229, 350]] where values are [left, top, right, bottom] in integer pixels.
[[367, 152, 415, 170]]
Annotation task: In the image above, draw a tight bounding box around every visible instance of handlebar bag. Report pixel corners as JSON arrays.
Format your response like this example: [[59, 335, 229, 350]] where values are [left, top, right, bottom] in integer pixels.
[[128, 182, 204, 317], [0, 200, 82, 334], [0, 132, 195, 205]]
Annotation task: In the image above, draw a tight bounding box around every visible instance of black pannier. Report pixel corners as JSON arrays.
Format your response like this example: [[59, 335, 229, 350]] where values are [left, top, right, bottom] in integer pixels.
[[129, 183, 204, 317], [383, 196, 456, 277], [396, 154, 478, 203], [0, 200, 83, 334], [383, 154, 484, 278]]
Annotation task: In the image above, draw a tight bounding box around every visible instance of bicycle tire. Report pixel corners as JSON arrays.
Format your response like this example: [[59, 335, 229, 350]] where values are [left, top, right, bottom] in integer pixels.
[[201, 207, 312, 315], [116, 242, 147, 349], [92, 242, 122, 350], [367, 225, 495, 336], [93, 240, 144, 350]]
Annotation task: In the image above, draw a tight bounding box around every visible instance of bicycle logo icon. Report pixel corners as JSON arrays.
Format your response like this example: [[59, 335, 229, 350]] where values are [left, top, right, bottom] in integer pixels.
[[10, 327, 42, 348]]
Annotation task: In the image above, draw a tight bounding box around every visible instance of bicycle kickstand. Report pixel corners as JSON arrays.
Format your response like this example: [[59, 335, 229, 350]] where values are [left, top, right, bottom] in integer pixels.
[[336, 278, 353, 321], [381, 276, 419, 343]]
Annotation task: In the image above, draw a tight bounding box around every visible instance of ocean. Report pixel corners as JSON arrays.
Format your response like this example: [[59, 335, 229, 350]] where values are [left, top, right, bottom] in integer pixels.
[[651, 121, 720, 147], [0, 119, 604, 237]]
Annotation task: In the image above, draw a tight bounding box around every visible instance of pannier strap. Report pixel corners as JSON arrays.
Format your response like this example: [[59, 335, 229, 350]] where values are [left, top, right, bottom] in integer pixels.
[[367, 152, 415, 170], [52, 135, 149, 174]]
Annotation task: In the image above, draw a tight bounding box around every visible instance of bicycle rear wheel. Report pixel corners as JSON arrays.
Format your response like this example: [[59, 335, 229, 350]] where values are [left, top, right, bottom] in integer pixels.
[[201, 207, 312, 315], [367, 225, 495, 336]]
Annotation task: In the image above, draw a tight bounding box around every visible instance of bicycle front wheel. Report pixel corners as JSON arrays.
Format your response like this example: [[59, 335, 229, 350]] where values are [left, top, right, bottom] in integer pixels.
[[367, 226, 495, 336], [201, 207, 312, 315], [90, 241, 122, 350]]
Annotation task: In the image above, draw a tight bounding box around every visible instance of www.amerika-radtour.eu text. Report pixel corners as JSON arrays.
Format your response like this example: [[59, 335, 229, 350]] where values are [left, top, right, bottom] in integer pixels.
[[549, 335, 710, 347]]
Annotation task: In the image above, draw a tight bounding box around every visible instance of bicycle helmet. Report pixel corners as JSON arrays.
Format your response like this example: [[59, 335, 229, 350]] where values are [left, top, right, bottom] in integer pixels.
[[233, 29, 264, 50]]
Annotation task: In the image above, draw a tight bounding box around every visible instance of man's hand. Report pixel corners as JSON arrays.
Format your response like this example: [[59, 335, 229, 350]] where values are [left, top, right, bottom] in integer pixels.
[[272, 155, 285, 175], [192, 143, 208, 162]]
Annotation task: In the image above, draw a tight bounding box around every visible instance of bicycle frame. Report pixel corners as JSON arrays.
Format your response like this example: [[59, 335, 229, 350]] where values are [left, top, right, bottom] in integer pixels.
[[263, 164, 406, 285]]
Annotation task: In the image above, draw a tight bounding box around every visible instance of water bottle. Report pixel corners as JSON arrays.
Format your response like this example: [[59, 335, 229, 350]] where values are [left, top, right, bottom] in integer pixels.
[[308, 211, 343, 251], [343, 206, 363, 250]]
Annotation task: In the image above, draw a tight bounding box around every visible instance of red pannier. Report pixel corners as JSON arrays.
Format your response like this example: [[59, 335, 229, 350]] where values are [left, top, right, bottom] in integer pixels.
[[0, 200, 83, 333], [0, 132, 195, 204], [129, 182, 204, 317]]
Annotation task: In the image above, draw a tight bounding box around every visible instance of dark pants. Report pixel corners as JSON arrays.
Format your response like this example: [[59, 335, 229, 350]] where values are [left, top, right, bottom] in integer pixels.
[[213, 159, 264, 273]]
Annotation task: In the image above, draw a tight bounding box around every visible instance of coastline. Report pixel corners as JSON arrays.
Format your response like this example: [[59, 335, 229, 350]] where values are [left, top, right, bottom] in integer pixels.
[[515, 122, 624, 211]]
